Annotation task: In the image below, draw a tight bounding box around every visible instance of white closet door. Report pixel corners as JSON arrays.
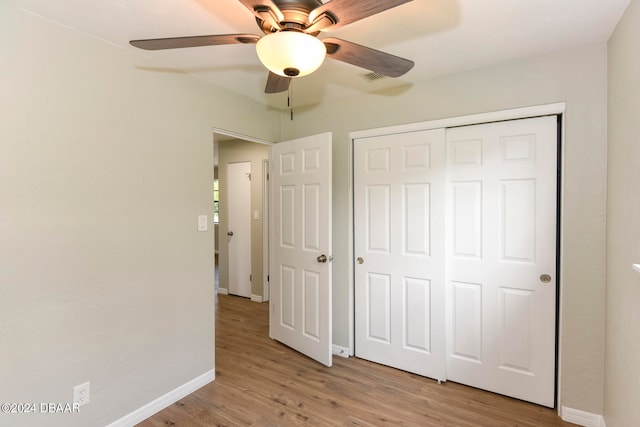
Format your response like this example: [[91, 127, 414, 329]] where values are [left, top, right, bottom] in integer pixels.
[[445, 116, 558, 407], [354, 129, 446, 381]]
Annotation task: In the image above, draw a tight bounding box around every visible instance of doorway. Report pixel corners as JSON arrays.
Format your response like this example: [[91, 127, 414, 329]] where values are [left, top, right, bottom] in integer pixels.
[[212, 130, 333, 368], [213, 130, 271, 302]]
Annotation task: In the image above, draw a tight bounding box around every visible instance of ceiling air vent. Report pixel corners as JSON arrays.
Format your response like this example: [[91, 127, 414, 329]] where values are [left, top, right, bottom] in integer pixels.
[[360, 71, 386, 82]]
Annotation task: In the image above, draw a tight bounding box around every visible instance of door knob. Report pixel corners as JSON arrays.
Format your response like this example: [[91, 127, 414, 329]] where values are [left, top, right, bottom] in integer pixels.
[[356, 257, 364, 264], [227, 231, 234, 236], [317, 254, 327, 263], [540, 274, 552, 283]]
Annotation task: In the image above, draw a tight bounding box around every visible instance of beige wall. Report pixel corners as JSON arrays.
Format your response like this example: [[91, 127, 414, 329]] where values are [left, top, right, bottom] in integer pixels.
[[0, 3, 279, 427], [280, 44, 609, 414], [605, 1, 640, 426], [217, 139, 270, 300]]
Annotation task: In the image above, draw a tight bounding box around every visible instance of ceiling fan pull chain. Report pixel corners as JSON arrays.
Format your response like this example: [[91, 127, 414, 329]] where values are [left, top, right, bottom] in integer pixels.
[[289, 80, 294, 121]]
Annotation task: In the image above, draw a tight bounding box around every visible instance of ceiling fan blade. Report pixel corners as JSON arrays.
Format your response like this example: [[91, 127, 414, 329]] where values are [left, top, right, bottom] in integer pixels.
[[130, 34, 260, 50], [309, 0, 412, 31], [265, 72, 291, 93], [323, 37, 414, 78], [237, 0, 285, 28]]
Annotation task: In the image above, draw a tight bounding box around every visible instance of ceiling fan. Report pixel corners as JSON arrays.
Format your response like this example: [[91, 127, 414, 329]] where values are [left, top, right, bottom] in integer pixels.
[[130, 0, 415, 94]]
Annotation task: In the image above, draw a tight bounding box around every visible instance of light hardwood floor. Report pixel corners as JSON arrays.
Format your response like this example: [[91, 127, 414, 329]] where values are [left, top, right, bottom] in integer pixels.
[[137, 294, 577, 426]]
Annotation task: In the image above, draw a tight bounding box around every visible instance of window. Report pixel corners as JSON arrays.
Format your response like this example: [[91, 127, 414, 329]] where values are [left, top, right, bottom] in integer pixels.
[[213, 179, 219, 223]]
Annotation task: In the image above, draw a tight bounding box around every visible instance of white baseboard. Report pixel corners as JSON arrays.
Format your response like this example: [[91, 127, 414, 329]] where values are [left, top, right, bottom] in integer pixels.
[[105, 370, 215, 427], [561, 406, 606, 427], [251, 294, 263, 303], [217, 288, 229, 295], [332, 345, 349, 358]]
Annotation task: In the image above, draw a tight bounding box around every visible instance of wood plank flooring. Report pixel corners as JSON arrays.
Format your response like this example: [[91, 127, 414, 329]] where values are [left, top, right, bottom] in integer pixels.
[[137, 295, 577, 427]]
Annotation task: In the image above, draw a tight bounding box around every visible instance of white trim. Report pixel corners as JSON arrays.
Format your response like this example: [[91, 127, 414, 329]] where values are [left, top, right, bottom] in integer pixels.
[[263, 159, 270, 302], [556, 111, 567, 415], [332, 345, 349, 358], [251, 294, 263, 303], [213, 128, 274, 146], [105, 370, 215, 427], [347, 130, 355, 356], [217, 287, 229, 295], [560, 406, 606, 427], [350, 103, 566, 140]]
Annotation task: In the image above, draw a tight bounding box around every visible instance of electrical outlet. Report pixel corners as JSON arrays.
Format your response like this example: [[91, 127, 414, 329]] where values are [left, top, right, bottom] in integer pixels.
[[73, 382, 90, 407]]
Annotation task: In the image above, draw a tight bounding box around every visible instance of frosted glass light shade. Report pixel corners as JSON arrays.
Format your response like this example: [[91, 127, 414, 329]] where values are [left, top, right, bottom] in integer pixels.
[[256, 31, 326, 77]]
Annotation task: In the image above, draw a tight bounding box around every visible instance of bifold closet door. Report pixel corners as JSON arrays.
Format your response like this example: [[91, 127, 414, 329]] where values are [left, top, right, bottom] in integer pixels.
[[354, 129, 447, 381], [445, 116, 558, 407]]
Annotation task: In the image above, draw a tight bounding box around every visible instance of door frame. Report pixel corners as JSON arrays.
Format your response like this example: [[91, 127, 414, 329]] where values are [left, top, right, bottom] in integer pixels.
[[262, 159, 270, 302], [213, 128, 273, 300], [348, 102, 566, 406]]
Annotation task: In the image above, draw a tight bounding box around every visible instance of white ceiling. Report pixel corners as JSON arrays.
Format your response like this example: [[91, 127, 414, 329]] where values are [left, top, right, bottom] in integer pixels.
[[16, 0, 630, 110]]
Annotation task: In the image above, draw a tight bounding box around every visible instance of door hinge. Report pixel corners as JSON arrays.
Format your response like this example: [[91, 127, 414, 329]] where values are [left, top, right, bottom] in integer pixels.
[[267, 274, 269, 282], [250, 274, 252, 282], [246, 173, 251, 181]]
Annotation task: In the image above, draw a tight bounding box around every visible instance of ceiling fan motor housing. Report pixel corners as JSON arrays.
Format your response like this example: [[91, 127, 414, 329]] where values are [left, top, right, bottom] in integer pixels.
[[257, 0, 326, 34]]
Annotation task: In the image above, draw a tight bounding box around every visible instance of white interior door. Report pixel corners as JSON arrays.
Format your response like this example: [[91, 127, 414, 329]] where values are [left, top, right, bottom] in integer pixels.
[[354, 129, 447, 380], [445, 116, 557, 407], [227, 161, 252, 298], [269, 133, 332, 367]]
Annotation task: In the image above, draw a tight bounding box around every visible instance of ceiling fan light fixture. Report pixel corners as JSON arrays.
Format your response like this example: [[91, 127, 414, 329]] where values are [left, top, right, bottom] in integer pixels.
[[256, 31, 326, 78]]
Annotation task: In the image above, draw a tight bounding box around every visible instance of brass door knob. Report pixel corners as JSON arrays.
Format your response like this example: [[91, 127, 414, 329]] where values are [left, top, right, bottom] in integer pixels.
[[540, 274, 552, 283]]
